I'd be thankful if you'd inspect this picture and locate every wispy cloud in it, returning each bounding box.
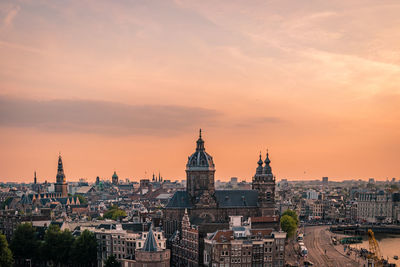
[1,4,19,28]
[0,96,220,136]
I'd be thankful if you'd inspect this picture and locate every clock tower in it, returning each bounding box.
[55,154,68,197]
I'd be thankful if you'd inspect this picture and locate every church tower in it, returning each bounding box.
[55,154,68,197]
[252,151,276,216]
[112,171,119,185]
[186,129,217,207]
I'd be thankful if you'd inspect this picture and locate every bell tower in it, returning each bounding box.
[55,154,68,197]
[252,151,276,216]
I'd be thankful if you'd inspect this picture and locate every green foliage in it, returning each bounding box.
[75,194,88,204]
[42,224,74,265]
[70,230,97,266]
[282,209,299,226]
[103,205,126,220]
[280,215,297,238]
[10,223,39,260]
[104,254,121,267]
[0,233,13,267]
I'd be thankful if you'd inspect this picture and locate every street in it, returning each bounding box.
[303,226,364,267]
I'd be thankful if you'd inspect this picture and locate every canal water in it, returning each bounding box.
[350,234,400,266]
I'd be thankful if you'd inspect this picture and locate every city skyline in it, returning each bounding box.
[1,0,400,182]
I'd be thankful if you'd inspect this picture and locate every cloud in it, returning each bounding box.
[1,4,19,28]
[0,96,220,136]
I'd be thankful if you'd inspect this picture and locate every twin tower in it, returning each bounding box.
[186,129,276,215]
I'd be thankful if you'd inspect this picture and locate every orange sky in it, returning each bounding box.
[0,0,399,183]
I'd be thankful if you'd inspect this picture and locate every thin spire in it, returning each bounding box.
[263,150,272,174]
[56,153,66,183]
[196,129,205,151]
[256,151,263,174]
[257,152,263,166]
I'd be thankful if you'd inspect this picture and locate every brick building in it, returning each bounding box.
[164,130,279,265]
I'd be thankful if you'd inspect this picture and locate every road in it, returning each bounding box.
[303,226,364,267]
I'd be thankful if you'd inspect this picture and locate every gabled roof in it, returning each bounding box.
[75,186,95,194]
[165,191,192,208]
[166,190,259,208]
[215,190,258,207]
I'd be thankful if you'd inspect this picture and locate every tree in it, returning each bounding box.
[10,223,39,261]
[0,233,13,267]
[104,254,121,267]
[280,215,297,238]
[42,224,74,266]
[70,230,97,267]
[282,209,299,226]
[103,205,126,220]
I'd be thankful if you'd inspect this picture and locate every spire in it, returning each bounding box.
[56,154,66,183]
[263,150,272,175]
[256,152,263,174]
[196,128,205,151]
[34,171,37,184]
[258,152,263,166]
[143,225,158,252]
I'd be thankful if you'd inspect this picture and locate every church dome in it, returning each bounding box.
[186,129,215,170]
[112,171,118,179]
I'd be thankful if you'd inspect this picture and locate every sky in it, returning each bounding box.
[0,0,399,183]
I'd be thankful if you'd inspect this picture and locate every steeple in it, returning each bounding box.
[263,150,272,175]
[55,154,68,197]
[34,171,37,184]
[112,171,119,185]
[196,128,205,151]
[56,154,66,183]
[143,225,159,252]
[256,152,263,174]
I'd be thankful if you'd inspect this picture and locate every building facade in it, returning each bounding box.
[203,216,286,267]
[164,130,279,265]
[171,209,199,267]
[357,191,393,223]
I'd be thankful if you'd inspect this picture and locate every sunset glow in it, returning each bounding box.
[1,0,399,182]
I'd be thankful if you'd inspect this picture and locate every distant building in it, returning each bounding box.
[55,154,68,197]
[306,189,319,200]
[112,171,119,185]
[322,177,328,184]
[357,191,393,223]
[230,177,238,186]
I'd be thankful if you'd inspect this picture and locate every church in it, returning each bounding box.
[163,130,279,260]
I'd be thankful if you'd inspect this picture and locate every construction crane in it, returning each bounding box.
[367,229,384,267]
